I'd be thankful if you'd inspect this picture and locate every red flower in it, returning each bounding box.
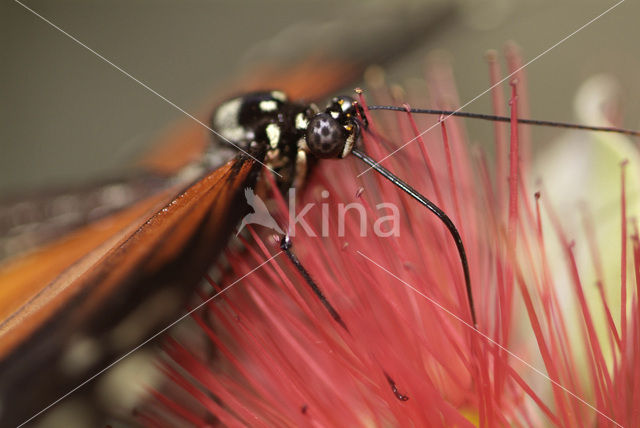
[142,47,639,428]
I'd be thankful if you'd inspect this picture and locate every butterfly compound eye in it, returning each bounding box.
[305,113,357,159]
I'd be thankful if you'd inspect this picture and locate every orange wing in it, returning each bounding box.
[0,155,261,426]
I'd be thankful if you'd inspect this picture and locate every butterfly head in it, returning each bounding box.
[304,95,364,159]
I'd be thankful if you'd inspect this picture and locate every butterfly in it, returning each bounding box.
[1,9,463,421]
[3,3,639,426]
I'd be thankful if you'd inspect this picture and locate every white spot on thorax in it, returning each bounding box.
[220,127,246,143]
[213,98,241,129]
[213,98,245,142]
[270,91,287,102]
[266,123,281,148]
[259,100,278,112]
[295,112,309,131]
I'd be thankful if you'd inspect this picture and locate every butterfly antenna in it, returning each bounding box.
[368,105,640,138]
[280,235,349,332]
[350,147,478,328]
[281,236,414,401]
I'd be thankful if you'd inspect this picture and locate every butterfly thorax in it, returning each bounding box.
[211,91,318,190]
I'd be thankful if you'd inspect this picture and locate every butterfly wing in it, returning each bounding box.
[0,155,262,426]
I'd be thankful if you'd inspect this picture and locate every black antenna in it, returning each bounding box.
[368,105,640,138]
[280,236,349,332]
[351,147,477,328]
[281,235,411,402]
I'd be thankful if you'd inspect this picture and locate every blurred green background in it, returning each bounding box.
[1,0,639,196]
